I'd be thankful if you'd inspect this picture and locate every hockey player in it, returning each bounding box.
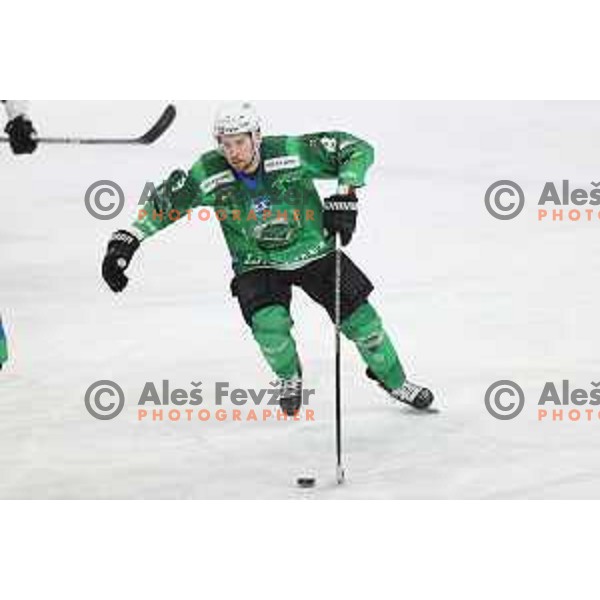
[101,103,434,414]
[2,101,38,154]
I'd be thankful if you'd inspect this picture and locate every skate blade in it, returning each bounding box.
[397,399,440,414]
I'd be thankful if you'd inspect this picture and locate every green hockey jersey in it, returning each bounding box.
[133,131,374,274]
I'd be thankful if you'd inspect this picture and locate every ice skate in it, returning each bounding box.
[367,368,434,410]
[276,375,303,417]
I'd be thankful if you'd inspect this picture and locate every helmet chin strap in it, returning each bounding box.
[248,145,261,173]
[251,131,262,162]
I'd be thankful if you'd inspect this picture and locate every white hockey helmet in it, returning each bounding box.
[213,102,262,141]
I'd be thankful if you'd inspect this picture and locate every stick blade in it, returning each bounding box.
[137,104,177,144]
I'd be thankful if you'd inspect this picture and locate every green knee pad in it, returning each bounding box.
[341,302,405,390]
[251,305,300,379]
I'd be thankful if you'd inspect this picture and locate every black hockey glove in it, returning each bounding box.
[5,115,38,155]
[102,230,140,293]
[323,189,358,247]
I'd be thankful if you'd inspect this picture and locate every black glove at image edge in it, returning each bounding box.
[5,115,38,155]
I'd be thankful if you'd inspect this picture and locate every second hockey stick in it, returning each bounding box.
[0,104,176,146]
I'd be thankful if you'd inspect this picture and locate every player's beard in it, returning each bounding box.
[235,146,261,175]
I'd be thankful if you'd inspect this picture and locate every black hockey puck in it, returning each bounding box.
[296,477,316,488]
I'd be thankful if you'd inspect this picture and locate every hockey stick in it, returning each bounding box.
[0,104,177,146]
[334,235,346,485]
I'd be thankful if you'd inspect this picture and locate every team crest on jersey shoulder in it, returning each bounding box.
[264,155,301,173]
[200,170,236,195]
[320,136,338,153]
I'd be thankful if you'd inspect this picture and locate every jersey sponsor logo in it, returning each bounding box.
[264,156,301,173]
[200,170,236,195]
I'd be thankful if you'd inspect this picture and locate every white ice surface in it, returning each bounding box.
[1,101,600,499]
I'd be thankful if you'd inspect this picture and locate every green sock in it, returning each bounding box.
[341,302,406,390]
[251,305,300,379]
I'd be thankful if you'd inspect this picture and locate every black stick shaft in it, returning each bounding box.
[335,236,345,484]
[0,137,145,145]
